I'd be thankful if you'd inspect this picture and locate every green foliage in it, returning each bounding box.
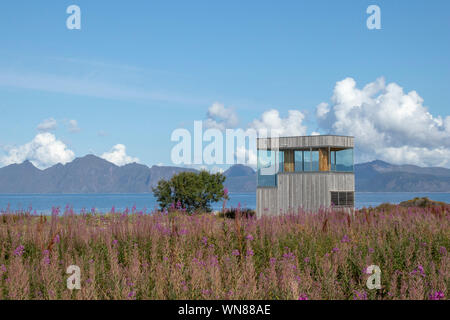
[218,208,256,219]
[152,170,228,213]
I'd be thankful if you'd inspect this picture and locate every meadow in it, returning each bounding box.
[0,205,448,300]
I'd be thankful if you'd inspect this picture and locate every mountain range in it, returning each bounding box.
[355,160,450,192]
[0,155,448,193]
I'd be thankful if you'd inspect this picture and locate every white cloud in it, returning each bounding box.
[249,109,307,137]
[0,133,75,169]
[204,102,239,130]
[101,144,139,166]
[316,102,330,118]
[67,119,80,133]
[316,77,450,167]
[37,118,57,132]
[210,166,225,174]
[235,145,257,167]
[0,71,205,105]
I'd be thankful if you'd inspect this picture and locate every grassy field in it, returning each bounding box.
[0,206,448,300]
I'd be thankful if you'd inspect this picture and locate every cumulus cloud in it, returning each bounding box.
[203,107,308,168]
[101,144,139,166]
[37,118,57,132]
[316,77,450,167]
[204,102,239,130]
[249,109,307,137]
[0,133,75,169]
[235,145,257,167]
[67,119,80,133]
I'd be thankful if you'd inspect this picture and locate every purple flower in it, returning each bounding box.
[353,290,368,300]
[112,239,118,246]
[304,257,310,263]
[14,245,25,257]
[223,188,229,197]
[283,252,295,260]
[246,234,254,241]
[429,291,445,300]
[410,264,426,277]
[368,248,375,253]
[53,234,60,243]
[0,264,6,273]
[439,246,447,255]
[332,247,339,253]
[341,235,350,243]
[128,291,136,299]
[298,294,309,300]
[232,249,240,256]
[246,249,254,256]
[42,250,51,265]
[202,237,208,246]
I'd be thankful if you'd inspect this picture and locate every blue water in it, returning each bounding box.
[0,192,449,214]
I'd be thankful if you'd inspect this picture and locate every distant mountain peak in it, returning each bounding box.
[368,160,392,167]
[224,164,256,178]
[14,160,40,171]
[22,159,35,166]
[71,154,117,167]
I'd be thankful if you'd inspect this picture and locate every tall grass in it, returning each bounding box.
[0,205,448,300]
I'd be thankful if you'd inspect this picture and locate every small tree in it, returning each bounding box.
[153,170,229,213]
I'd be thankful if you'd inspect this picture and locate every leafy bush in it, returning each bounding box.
[218,207,256,219]
[152,170,228,213]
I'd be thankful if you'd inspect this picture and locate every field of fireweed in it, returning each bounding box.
[0,205,448,300]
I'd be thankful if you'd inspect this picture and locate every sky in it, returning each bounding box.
[0,0,449,170]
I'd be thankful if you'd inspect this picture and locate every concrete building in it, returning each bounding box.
[256,135,354,216]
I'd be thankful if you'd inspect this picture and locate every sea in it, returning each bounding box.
[0,192,449,214]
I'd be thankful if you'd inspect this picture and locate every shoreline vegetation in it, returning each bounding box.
[0,202,448,300]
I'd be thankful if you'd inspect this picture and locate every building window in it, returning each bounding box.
[331,149,354,172]
[257,150,278,187]
[330,191,354,207]
[295,151,303,172]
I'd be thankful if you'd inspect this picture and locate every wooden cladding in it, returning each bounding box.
[283,150,295,172]
[331,191,354,207]
[258,135,354,150]
[319,148,330,171]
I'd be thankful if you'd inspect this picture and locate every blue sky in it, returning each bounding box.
[1,0,449,169]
